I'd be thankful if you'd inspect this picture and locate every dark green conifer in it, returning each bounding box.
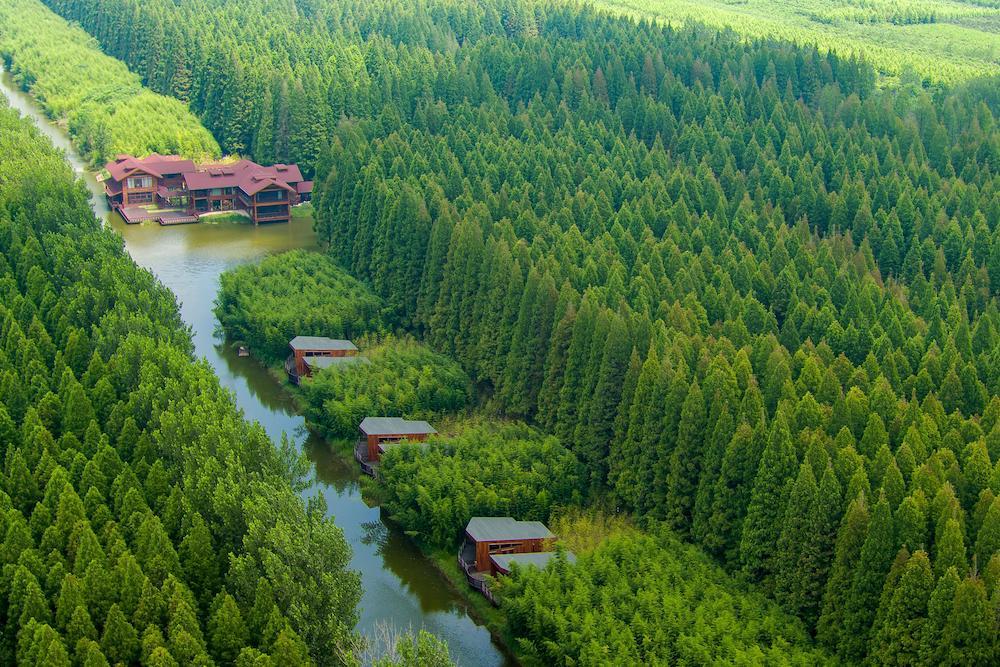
[740,412,797,581]
[841,493,895,661]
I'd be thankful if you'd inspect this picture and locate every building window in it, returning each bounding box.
[257,189,287,202]
[126,175,152,189]
[128,191,153,204]
[488,542,520,555]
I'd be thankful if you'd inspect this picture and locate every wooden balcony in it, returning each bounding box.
[458,541,496,605]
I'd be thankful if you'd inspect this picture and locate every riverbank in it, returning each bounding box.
[424,549,528,663]
[247,335,530,661]
[0,61,513,667]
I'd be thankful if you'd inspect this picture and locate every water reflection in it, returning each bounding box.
[213,339,300,415]
[112,215,513,665]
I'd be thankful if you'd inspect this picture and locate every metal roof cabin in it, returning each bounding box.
[460,517,555,575]
[286,336,358,383]
[355,417,436,475]
[289,336,358,353]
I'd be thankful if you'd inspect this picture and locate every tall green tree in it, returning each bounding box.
[740,412,797,581]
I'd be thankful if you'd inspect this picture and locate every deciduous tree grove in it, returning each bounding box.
[300,336,471,439]
[215,249,384,362]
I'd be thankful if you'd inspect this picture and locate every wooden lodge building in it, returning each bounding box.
[104,153,313,224]
[458,517,572,602]
[104,154,195,207]
[355,417,436,476]
[285,336,358,384]
[460,517,555,575]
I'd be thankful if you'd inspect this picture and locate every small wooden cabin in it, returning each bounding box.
[490,550,576,576]
[288,336,358,378]
[461,517,555,574]
[358,417,436,463]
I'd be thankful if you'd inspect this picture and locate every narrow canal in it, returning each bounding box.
[1,68,511,666]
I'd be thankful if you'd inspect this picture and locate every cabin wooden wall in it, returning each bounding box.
[367,432,430,461]
[473,537,552,572]
[293,348,356,376]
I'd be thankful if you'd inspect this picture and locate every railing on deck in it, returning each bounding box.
[457,542,497,604]
[355,440,377,477]
[284,356,300,385]
[255,212,290,223]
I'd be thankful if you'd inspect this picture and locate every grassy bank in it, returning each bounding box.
[0,0,219,163]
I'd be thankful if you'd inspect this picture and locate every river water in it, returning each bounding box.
[1,68,509,666]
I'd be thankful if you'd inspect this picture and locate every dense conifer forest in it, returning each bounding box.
[16,0,1000,663]
[0,101,359,664]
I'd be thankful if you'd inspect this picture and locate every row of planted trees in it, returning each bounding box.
[309,5,1000,663]
[0,0,219,163]
[62,0,1000,662]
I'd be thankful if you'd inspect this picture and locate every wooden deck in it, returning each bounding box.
[157,211,198,225]
[284,355,301,385]
[459,541,496,604]
[354,440,377,478]
[118,205,159,223]
[117,205,197,225]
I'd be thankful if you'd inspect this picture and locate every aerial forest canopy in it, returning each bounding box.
[0,0,220,163]
[34,0,1000,663]
[0,101,358,664]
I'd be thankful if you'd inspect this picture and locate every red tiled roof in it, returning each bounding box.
[239,175,296,196]
[105,153,196,182]
[183,159,306,196]
[106,154,308,197]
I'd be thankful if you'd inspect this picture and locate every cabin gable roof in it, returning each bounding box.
[105,153,196,182]
[465,517,555,542]
[288,336,357,352]
[359,417,436,437]
[304,356,369,371]
[490,551,576,573]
